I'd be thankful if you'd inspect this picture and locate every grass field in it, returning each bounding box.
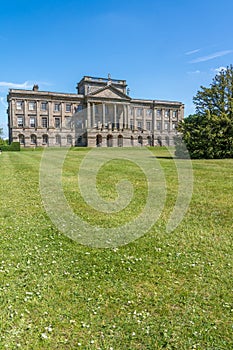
[0,147,232,349]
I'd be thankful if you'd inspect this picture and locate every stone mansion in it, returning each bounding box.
[7,75,184,147]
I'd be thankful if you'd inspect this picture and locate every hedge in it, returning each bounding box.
[0,142,20,152]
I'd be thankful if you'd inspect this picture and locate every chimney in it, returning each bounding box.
[33,84,39,91]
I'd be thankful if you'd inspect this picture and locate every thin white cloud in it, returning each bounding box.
[187,70,201,74]
[190,50,233,63]
[185,49,201,55]
[214,66,227,73]
[0,81,33,89]
[0,97,7,108]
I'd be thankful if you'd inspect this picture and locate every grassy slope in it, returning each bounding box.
[0,148,232,349]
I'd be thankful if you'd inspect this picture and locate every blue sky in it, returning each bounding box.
[1,0,233,137]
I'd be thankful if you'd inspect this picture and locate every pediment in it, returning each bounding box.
[88,85,131,100]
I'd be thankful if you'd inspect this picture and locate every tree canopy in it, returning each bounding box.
[176,65,233,159]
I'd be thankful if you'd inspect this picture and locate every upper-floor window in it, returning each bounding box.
[146,121,151,131]
[172,122,177,130]
[30,117,36,128]
[41,102,47,111]
[130,119,134,130]
[157,109,162,118]
[55,117,61,128]
[42,117,48,128]
[28,101,36,111]
[146,109,152,116]
[164,122,169,130]
[173,110,178,119]
[157,120,161,131]
[137,121,142,129]
[17,116,24,127]
[137,108,143,117]
[54,103,61,112]
[165,109,170,118]
[16,101,23,110]
[66,104,71,112]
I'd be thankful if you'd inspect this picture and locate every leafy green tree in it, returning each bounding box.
[176,65,233,158]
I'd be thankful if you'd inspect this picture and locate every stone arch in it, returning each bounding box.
[18,134,25,146]
[147,136,152,146]
[42,134,48,145]
[138,135,143,146]
[157,136,162,146]
[55,134,61,146]
[67,134,72,145]
[118,135,123,147]
[130,135,134,146]
[96,134,102,147]
[31,134,37,145]
[107,134,113,147]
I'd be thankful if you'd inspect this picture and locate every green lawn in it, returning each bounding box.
[0,147,232,349]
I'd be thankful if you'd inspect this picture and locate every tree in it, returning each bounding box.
[176,65,233,159]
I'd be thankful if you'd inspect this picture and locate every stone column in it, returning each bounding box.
[143,108,146,131]
[92,103,95,127]
[113,104,117,130]
[87,102,91,128]
[48,101,53,128]
[36,101,41,127]
[161,109,165,132]
[24,100,28,128]
[169,112,173,133]
[102,103,105,128]
[133,107,136,131]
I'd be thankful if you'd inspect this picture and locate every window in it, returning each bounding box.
[19,134,25,145]
[173,110,178,119]
[42,134,48,144]
[130,119,134,130]
[55,134,61,145]
[165,109,170,118]
[17,117,24,127]
[67,135,72,145]
[164,122,169,131]
[157,120,161,131]
[28,101,36,111]
[41,102,47,111]
[146,121,151,131]
[95,105,99,114]
[172,123,177,130]
[16,101,23,110]
[157,109,162,117]
[55,117,61,128]
[54,103,60,112]
[146,109,152,116]
[30,117,36,128]
[31,134,37,145]
[42,117,48,128]
[137,121,142,130]
[77,105,82,112]
[137,108,143,117]
[66,104,71,112]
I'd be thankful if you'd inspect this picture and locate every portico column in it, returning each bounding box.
[113,104,117,129]
[87,102,91,128]
[169,112,173,133]
[102,103,105,128]
[36,101,41,127]
[133,107,136,131]
[24,100,28,128]
[123,105,127,129]
[143,108,146,131]
[161,109,165,131]
[92,103,96,127]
